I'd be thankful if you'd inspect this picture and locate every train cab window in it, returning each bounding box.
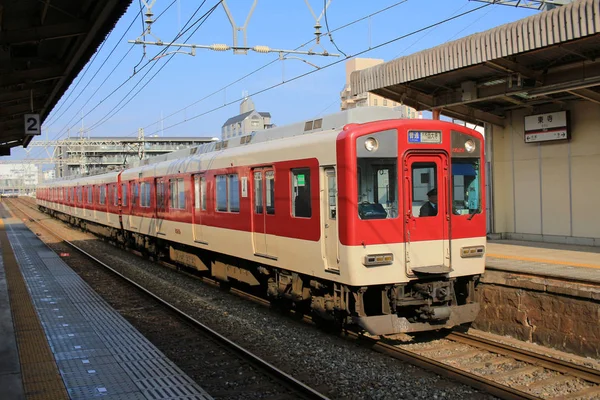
[291,169,311,218]
[412,163,437,218]
[452,158,481,215]
[169,178,185,210]
[122,184,128,207]
[356,130,398,220]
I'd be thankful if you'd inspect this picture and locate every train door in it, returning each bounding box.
[322,167,339,271]
[155,178,166,236]
[192,174,207,244]
[252,168,277,259]
[403,153,450,275]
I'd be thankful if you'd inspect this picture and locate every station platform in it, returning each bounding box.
[486,239,600,284]
[0,209,213,399]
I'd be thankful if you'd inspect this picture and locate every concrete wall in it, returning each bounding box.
[474,270,600,359]
[490,100,600,245]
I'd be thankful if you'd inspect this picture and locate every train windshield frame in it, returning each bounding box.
[450,129,483,218]
[355,129,398,220]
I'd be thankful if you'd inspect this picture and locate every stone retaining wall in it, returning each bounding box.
[473,269,600,359]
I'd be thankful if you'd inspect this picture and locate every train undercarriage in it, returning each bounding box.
[41,206,481,336]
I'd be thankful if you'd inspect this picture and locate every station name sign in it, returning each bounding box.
[524,111,570,143]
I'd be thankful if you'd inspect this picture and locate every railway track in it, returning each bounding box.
[13,197,600,400]
[7,198,329,400]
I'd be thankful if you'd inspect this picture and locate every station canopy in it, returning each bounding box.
[0,0,133,155]
[350,0,600,127]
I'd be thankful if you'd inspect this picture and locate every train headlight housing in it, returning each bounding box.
[363,253,393,266]
[460,245,485,258]
[464,139,476,153]
[364,137,379,152]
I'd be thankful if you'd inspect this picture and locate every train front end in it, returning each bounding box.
[336,119,485,335]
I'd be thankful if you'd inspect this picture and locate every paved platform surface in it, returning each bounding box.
[487,240,600,284]
[0,210,213,399]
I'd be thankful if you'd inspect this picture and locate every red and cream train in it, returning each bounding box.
[37,107,486,335]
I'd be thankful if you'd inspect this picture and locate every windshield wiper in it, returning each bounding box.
[467,210,478,221]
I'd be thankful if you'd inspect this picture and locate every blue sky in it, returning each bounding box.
[19,0,538,160]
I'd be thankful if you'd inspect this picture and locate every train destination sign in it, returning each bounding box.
[408,130,442,144]
[524,111,570,143]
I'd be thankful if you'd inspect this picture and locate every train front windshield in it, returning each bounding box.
[356,129,398,220]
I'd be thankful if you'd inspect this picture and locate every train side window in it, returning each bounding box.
[265,171,274,215]
[169,178,185,210]
[99,186,106,205]
[157,180,165,209]
[291,168,311,218]
[113,185,118,206]
[193,176,207,211]
[140,182,151,207]
[122,184,128,206]
[216,175,227,212]
[411,162,437,218]
[228,174,240,212]
[87,186,92,204]
[132,183,138,207]
[254,172,263,214]
[200,177,206,210]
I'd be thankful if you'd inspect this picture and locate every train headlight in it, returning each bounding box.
[363,253,393,266]
[464,139,476,153]
[364,137,379,152]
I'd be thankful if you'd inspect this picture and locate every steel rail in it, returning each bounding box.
[21,198,599,400]
[448,332,600,384]
[9,199,329,400]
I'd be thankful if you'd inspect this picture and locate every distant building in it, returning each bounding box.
[54,135,216,178]
[43,169,56,182]
[340,58,422,119]
[0,163,38,196]
[221,96,273,140]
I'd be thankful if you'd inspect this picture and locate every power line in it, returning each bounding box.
[42,0,178,141]
[45,0,202,145]
[87,1,221,133]
[146,1,493,136]
[44,8,143,129]
[123,0,411,138]
[323,0,347,57]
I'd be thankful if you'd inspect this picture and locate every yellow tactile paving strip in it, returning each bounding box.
[487,253,600,270]
[0,217,69,400]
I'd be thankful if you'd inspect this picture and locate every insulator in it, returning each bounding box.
[253,46,270,53]
[210,44,230,51]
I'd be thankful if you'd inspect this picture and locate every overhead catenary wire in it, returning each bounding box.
[45,0,213,147]
[86,1,222,133]
[145,1,493,137]
[323,0,347,57]
[123,0,412,138]
[39,0,178,148]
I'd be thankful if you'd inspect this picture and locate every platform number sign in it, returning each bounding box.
[24,114,41,135]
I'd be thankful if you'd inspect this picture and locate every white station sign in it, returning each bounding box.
[524,111,570,143]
